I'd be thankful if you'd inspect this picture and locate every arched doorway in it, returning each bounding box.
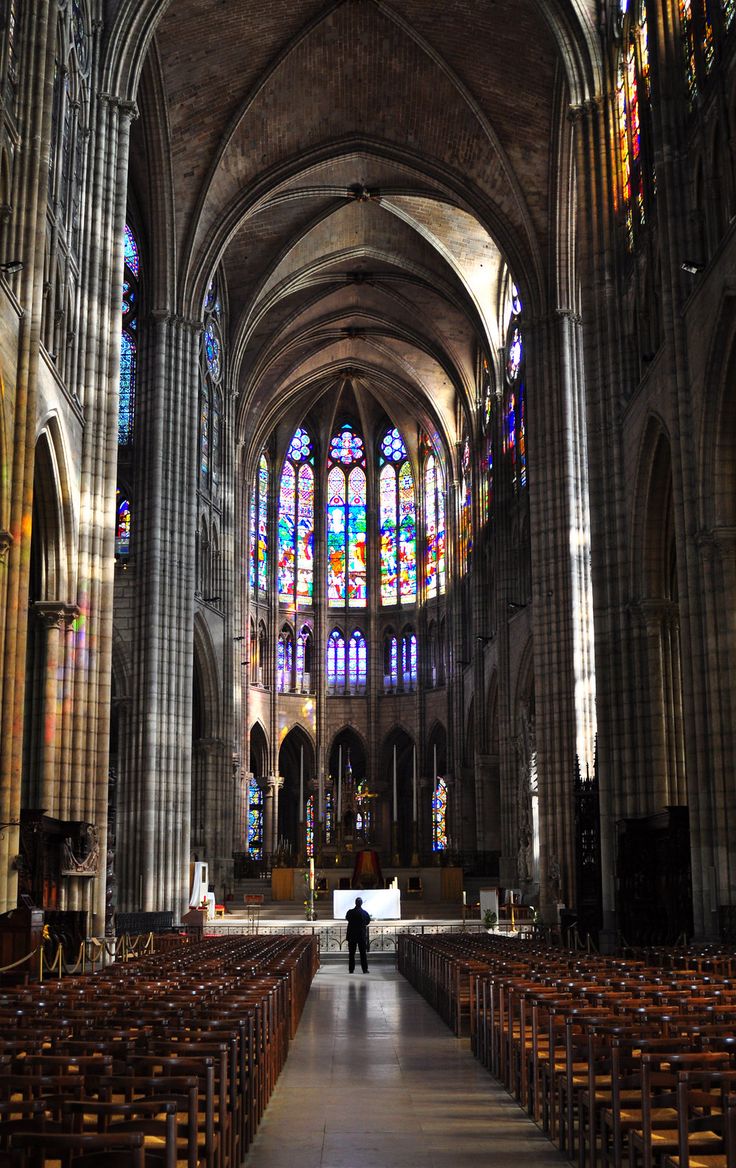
[277,726,315,861]
[328,729,368,851]
[380,728,416,865]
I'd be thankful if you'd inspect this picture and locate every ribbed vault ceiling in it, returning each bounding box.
[127,0,597,463]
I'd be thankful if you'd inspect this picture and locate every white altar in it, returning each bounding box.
[333,888,401,920]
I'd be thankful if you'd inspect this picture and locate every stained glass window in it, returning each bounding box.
[432,777,448,851]
[255,454,269,594]
[504,292,527,492]
[705,1,716,68]
[306,794,314,858]
[124,224,139,276]
[5,0,18,112]
[200,394,210,480]
[249,493,256,593]
[277,627,294,692]
[248,775,263,859]
[200,278,223,492]
[482,358,495,520]
[424,452,446,597]
[327,424,367,606]
[384,631,398,691]
[724,0,735,29]
[327,629,346,693]
[119,224,139,444]
[347,629,367,694]
[204,321,221,381]
[379,428,416,604]
[278,428,314,602]
[460,436,473,571]
[296,625,312,692]
[616,6,653,248]
[115,492,130,558]
[325,789,333,843]
[401,629,418,689]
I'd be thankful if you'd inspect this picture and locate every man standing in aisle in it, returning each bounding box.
[345,896,371,973]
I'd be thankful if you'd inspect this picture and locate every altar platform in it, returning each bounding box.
[200,911,491,956]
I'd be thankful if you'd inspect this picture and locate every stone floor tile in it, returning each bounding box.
[243,963,571,1167]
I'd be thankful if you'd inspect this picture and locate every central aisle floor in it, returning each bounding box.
[244,960,569,1168]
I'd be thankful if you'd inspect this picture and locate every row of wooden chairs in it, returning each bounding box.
[398,933,736,1168]
[0,934,319,1167]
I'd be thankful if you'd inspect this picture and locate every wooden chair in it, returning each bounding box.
[8,1130,146,1168]
[61,1099,179,1168]
[663,1088,736,1168]
[88,1075,199,1168]
[628,1054,733,1168]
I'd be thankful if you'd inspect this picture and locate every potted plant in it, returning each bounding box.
[483,908,497,932]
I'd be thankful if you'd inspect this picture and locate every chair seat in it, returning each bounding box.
[665,1157,727,1168]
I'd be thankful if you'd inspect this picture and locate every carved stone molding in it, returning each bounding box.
[0,528,13,559]
[34,601,79,629]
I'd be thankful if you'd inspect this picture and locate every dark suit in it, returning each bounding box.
[345,904,371,972]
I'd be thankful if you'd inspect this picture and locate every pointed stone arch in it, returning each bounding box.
[277,724,316,857]
[21,422,76,813]
[631,417,686,810]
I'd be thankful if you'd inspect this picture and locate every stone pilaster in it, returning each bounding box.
[117,314,200,916]
[0,2,56,914]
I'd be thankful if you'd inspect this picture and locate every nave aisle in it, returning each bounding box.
[244,962,568,1168]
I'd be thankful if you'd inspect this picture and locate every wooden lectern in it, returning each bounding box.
[0,904,44,983]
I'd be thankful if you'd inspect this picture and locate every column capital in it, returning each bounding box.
[637,598,679,629]
[34,601,80,629]
[0,529,13,559]
[567,94,603,124]
[98,92,139,122]
[266,774,285,793]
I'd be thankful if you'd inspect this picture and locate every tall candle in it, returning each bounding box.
[337,770,342,823]
[392,744,397,823]
[299,745,304,824]
[412,745,417,822]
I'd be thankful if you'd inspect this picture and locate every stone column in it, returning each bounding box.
[117,315,200,916]
[0,1,56,914]
[262,775,283,862]
[34,602,77,816]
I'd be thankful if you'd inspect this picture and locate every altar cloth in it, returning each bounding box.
[333,888,401,920]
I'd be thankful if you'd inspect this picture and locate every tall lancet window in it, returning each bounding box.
[347,629,368,694]
[200,276,223,493]
[327,629,346,694]
[248,776,263,860]
[119,224,139,445]
[249,453,269,596]
[379,427,417,605]
[327,424,367,607]
[504,286,527,493]
[460,436,473,572]
[424,448,446,597]
[278,427,315,603]
[482,357,495,521]
[616,2,653,247]
[432,777,448,851]
[115,490,131,559]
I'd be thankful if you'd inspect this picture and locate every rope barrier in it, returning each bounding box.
[0,946,39,973]
[0,929,170,980]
